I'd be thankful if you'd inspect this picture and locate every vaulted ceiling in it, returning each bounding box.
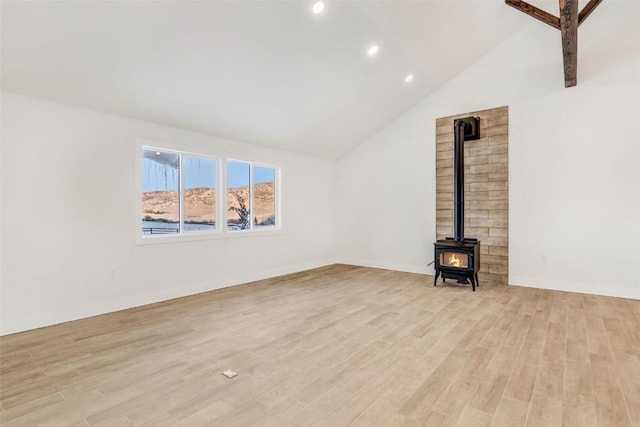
[0,0,610,158]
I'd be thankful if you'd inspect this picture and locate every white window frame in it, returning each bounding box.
[225,159,281,233]
[135,142,282,245]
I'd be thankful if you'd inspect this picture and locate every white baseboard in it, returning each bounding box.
[509,275,640,300]
[339,260,639,301]
[337,258,433,276]
[1,259,334,336]
[7,262,635,336]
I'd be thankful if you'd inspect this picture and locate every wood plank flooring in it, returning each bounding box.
[1,264,639,426]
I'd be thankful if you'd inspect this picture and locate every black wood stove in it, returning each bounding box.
[434,117,481,291]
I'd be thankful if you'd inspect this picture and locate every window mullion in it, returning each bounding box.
[249,164,254,230]
[222,160,227,232]
[179,153,185,234]
[275,168,280,229]
[215,159,220,232]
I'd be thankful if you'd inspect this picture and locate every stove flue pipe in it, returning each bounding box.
[453,120,467,242]
[452,117,480,242]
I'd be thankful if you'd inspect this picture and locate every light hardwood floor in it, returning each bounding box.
[1,265,639,426]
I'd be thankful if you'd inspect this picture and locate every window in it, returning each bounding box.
[183,155,216,231]
[227,161,278,231]
[141,147,217,236]
[141,149,181,234]
[140,145,279,240]
[253,166,277,229]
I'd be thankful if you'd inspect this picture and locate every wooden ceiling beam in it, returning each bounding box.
[579,0,604,25]
[560,0,579,87]
[506,0,604,87]
[505,0,561,29]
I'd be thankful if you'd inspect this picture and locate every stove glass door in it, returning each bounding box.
[439,251,469,268]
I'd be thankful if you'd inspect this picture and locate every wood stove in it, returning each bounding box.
[434,117,481,291]
[434,238,480,291]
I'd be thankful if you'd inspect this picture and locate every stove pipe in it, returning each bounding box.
[452,117,480,242]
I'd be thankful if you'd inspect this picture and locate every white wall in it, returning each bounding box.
[2,4,639,337]
[0,92,336,335]
[336,2,640,299]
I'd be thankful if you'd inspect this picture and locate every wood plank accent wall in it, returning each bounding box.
[436,106,509,285]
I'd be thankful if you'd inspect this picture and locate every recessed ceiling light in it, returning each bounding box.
[312,1,325,14]
[367,45,379,57]
[404,74,414,83]
[155,151,161,155]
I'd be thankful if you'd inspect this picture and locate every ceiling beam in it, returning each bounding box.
[560,0,578,87]
[506,0,604,87]
[505,0,560,30]
[579,0,604,25]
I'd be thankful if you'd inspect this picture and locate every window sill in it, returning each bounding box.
[135,228,283,245]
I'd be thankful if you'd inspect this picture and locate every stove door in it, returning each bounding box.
[438,251,469,269]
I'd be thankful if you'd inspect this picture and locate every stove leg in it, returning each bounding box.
[470,275,476,292]
[433,270,440,286]
[475,272,479,288]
